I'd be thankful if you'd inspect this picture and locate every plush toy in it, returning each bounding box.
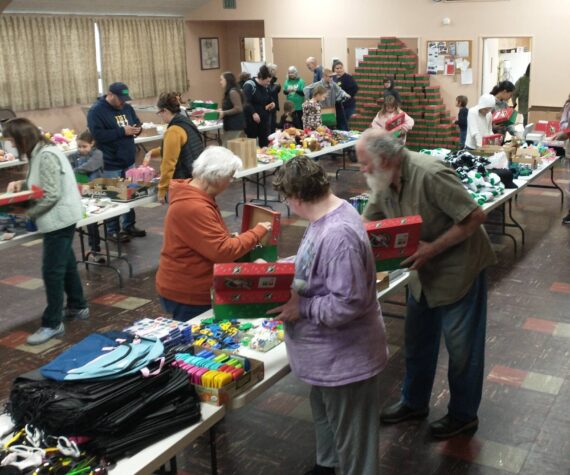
[126,165,156,183]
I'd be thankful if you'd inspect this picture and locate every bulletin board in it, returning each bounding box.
[426,40,472,76]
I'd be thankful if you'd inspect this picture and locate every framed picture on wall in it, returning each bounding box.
[200,37,220,70]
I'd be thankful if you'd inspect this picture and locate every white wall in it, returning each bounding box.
[188,0,570,111]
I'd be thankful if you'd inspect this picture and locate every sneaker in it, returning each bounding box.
[303,465,336,475]
[429,414,479,439]
[124,226,146,238]
[380,400,429,424]
[64,307,90,320]
[90,252,106,264]
[27,323,64,345]
[108,231,130,243]
[562,214,570,224]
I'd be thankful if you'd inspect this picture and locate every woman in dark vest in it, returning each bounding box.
[146,92,204,204]
[218,71,246,146]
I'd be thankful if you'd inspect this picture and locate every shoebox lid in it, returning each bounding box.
[365,215,422,271]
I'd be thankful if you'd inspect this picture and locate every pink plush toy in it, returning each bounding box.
[126,165,156,182]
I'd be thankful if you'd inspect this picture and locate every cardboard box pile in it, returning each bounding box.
[212,262,295,320]
[350,37,460,151]
[513,147,540,169]
[365,215,423,271]
[81,178,156,202]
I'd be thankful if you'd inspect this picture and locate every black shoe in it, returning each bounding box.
[380,400,429,424]
[303,465,336,475]
[124,225,146,237]
[562,214,570,224]
[429,414,479,439]
[108,231,130,243]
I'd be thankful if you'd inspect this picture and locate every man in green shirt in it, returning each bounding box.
[356,129,496,439]
[283,66,305,128]
[513,64,530,126]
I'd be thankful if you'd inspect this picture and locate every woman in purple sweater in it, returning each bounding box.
[269,156,388,475]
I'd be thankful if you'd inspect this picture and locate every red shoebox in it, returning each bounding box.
[0,185,44,214]
[482,134,503,146]
[212,262,295,320]
[385,112,406,131]
[365,215,423,271]
[492,107,518,126]
[238,204,281,262]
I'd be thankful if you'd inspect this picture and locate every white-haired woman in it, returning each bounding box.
[156,146,271,321]
[283,66,305,128]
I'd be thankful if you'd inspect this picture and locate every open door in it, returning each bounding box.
[271,38,322,86]
[482,37,531,95]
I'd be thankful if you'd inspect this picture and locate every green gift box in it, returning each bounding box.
[204,111,219,120]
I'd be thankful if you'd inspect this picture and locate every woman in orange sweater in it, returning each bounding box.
[156,146,271,321]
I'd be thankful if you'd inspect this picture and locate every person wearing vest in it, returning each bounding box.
[243,65,275,147]
[4,118,89,346]
[146,92,205,204]
[218,71,246,146]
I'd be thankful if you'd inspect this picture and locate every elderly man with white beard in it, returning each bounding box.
[356,129,496,440]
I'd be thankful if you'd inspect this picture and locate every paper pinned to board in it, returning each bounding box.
[456,58,470,71]
[461,68,473,85]
[456,41,469,58]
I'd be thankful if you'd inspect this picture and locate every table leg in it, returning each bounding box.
[507,199,525,245]
[335,147,359,179]
[210,425,218,475]
[485,204,518,256]
[526,165,564,207]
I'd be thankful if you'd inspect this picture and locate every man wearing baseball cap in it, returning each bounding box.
[87,82,146,242]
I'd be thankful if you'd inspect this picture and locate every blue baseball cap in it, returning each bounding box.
[109,82,132,102]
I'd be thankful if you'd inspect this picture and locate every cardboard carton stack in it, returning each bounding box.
[350,37,460,151]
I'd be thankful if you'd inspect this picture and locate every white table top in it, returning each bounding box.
[0,202,133,251]
[234,160,284,179]
[305,140,357,159]
[109,403,225,475]
[0,160,25,170]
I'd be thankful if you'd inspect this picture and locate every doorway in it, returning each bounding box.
[481,37,532,95]
[243,38,265,62]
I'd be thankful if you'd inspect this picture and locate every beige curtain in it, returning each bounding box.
[0,15,98,111]
[98,17,187,99]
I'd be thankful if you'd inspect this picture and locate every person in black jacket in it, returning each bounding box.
[87,82,145,242]
[146,92,204,204]
[455,95,469,149]
[267,64,282,134]
[219,71,246,146]
[333,60,359,131]
[243,65,275,147]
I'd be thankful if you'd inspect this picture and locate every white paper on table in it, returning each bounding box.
[461,68,473,85]
[355,48,369,68]
[456,41,470,58]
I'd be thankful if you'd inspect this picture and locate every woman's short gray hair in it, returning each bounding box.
[359,128,406,166]
[192,146,242,184]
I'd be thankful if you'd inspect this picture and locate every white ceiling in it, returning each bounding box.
[4,0,211,16]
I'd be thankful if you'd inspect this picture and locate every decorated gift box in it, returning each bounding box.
[492,108,518,126]
[385,112,406,131]
[212,262,295,320]
[237,204,281,262]
[482,134,504,146]
[365,215,423,271]
[0,185,44,214]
